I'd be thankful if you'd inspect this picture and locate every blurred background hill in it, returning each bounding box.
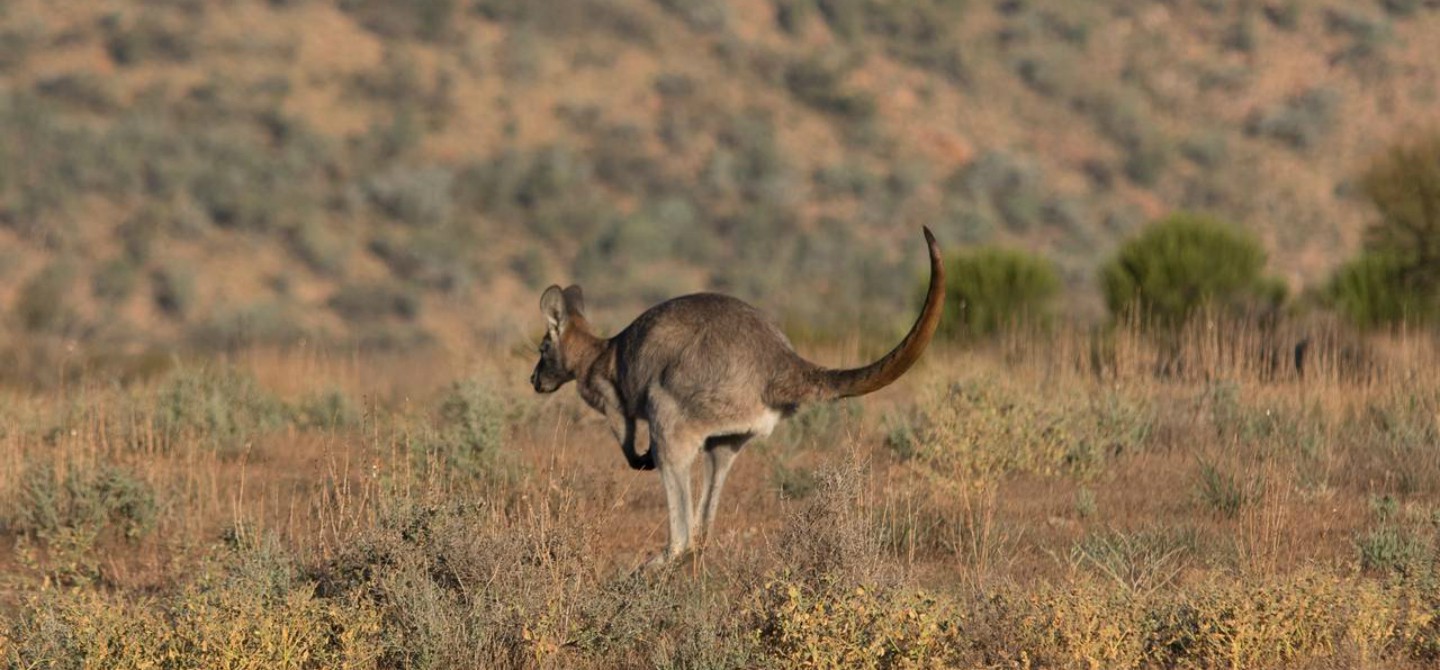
[1,0,1437,369]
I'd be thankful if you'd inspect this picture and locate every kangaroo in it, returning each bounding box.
[530,227,944,565]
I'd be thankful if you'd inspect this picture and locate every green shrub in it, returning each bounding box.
[12,461,158,542]
[339,0,455,41]
[4,541,383,668]
[1330,251,1437,328]
[419,380,509,481]
[102,12,198,66]
[151,366,289,452]
[92,257,140,304]
[151,262,196,319]
[653,0,728,32]
[187,302,309,351]
[936,246,1059,340]
[15,258,78,333]
[293,388,359,431]
[363,165,455,228]
[1247,87,1341,151]
[1100,213,1285,327]
[783,53,876,123]
[1330,133,1440,328]
[328,282,421,323]
[1196,459,1254,519]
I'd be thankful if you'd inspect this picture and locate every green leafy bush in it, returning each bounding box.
[1100,213,1285,327]
[1330,251,1436,328]
[937,246,1059,340]
[1330,133,1440,328]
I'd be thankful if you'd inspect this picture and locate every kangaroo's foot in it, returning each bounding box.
[627,449,656,471]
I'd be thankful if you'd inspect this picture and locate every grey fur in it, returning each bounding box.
[530,228,945,564]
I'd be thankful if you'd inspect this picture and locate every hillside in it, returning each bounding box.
[1,0,1438,366]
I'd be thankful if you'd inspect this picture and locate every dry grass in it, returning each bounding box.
[0,317,1437,668]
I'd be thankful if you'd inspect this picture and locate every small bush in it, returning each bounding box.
[151,262,196,319]
[416,380,509,481]
[293,388,360,431]
[15,258,78,333]
[12,461,158,542]
[751,578,959,667]
[363,165,455,228]
[34,73,121,113]
[187,302,309,351]
[1247,87,1341,151]
[92,257,140,304]
[102,13,198,65]
[1330,251,1437,329]
[4,540,383,668]
[287,219,351,276]
[1196,459,1254,519]
[328,282,421,323]
[936,246,1060,340]
[151,366,289,452]
[1329,133,1440,328]
[339,0,455,41]
[1100,213,1285,327]
[653,0,728,32]
[783,53,876,123]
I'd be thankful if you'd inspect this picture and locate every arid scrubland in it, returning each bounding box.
[0,319,1436,668]
[1,0,1440,667]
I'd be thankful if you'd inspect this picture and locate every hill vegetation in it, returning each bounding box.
[0,0,1438,368]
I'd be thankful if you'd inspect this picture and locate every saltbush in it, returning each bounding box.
[151,366,290,453]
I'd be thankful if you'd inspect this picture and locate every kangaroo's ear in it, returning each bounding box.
[561,285,585,316]
[540,285,566,330]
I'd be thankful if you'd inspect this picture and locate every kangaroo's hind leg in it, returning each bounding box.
[695,434,750,548]
[647,398,704,564]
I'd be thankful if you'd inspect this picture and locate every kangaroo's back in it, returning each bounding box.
[612,293,811,420]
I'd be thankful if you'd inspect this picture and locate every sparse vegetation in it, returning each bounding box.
[0,319,1435,667]
[0,3,1439,665]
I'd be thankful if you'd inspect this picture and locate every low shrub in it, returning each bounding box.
[750,578,960,668]
[936,246,1060,340]
[1330,132,1440,328]
[15,258,78,334]
[150,366,290,453]
[3,539,383,668]
[1246,87,1341,151]
[1100,213,1285,328]
[1330,251,1437,328]
[414,379,510,482]
[339,0,455,42]
[328,282,421,323]
[10,461,157,542]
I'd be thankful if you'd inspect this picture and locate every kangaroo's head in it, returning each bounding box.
[531,284,589,393]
